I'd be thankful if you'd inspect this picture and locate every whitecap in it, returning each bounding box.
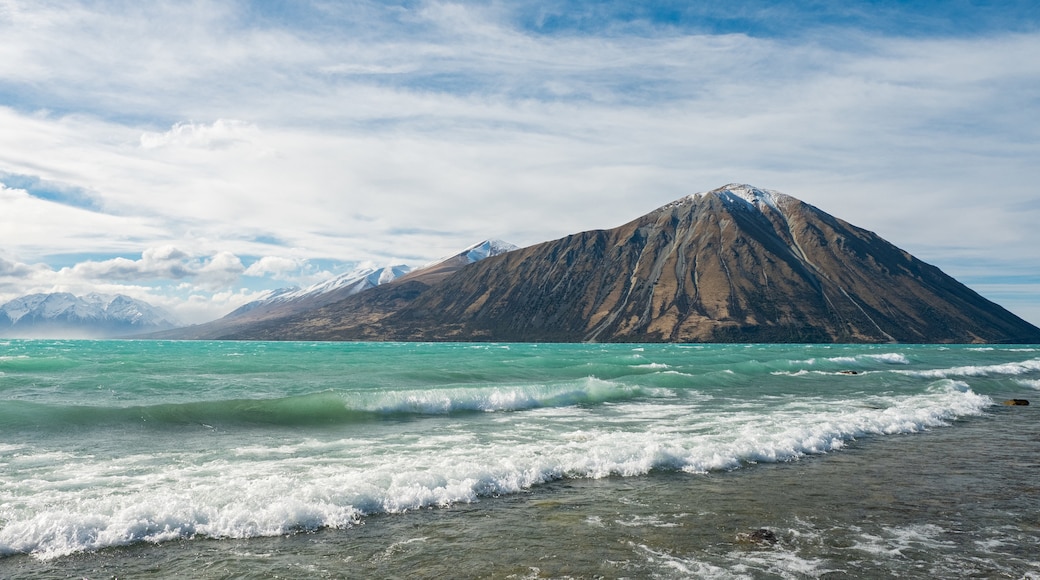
[1015,378,1040,390]
[863,353,910,365]
[634,362,670,369]
[897,358,1040,379]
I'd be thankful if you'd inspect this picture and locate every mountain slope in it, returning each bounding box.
[226,263,411,318]
[224,184,1040,344]
[392,239,520,284]
[150,240,517,340]
[144,263,409,340]
[0,293,179,338]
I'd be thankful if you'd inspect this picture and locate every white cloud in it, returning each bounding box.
[66,246,195,281]
[139,119,260,150]
[244,256,302,279]
[195,251,245,290]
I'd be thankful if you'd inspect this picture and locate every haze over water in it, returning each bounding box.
[1,340,1037,577]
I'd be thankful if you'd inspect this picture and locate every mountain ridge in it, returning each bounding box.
[0,292,179,338]
[209,184,1040,344]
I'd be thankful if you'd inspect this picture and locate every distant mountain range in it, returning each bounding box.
[0,292,179,338]
[162,184,1040,344]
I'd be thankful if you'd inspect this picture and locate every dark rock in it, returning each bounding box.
[1002,399,1030,406]
[737,528,779,545]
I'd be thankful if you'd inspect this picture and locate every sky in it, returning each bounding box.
[1,0,1039,326]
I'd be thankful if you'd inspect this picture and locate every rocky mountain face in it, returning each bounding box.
[0,292,179,338]
[218,184,1040,344]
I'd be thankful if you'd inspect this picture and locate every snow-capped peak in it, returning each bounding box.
[711,183,783,211]
[459,239,519,263]
[660,184,787,213]
[237,263,413,312]
[418,239,519,271]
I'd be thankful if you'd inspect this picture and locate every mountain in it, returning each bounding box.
[215,184,1040,344]
[226,263,412,317]
[148,240,517,340]
[0,292,180,338]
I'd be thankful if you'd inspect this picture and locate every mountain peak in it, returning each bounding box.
[711,182,777,201]
[660,183,787,214]
[414,239,519,272]
[458,239,520,263]
[703,183,786,212]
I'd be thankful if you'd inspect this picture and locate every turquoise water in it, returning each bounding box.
[1,340,1038,577]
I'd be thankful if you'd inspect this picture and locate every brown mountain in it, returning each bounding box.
[213,184,1040,344]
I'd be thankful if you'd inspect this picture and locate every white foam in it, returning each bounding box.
[851,523,955,558]
[632,542,743,579]
[345,377,670,414]
[727,548,836,578]
[898,358,1040,379]
[1015,378,1040,390]
[864,353,910,364]
[614,515,680,528]
[796,353,909,367]
[634,363,670,369]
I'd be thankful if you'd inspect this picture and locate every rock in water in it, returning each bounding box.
[736,528,779,545]
[1002,399,1030,406]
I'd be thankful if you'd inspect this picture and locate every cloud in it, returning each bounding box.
[139,119,260,150]
[195,251,245,290]
[0,256,39,277]
[62,246,245,288]
[66,246,193,280]
[244,256,302,279]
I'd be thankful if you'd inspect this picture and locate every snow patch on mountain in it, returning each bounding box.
[420,239,519,270]
[712,183,784,211]
[663,183,790,213]
[232,263,413,315]
[460,239,519,263]
[284,263,412,302]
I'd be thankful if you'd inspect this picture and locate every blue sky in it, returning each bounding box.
[1,0,1039,325]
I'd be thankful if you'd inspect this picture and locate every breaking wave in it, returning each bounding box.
[0,378,667,430]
